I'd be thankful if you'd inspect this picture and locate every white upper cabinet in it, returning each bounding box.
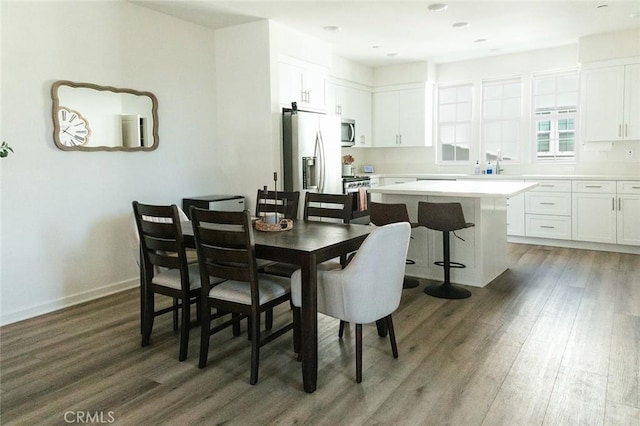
[327,82,373,147]
[582,63,640,142]
[279,60,326,112]
[373,86,430,147]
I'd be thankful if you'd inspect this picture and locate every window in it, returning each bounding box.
[532,72,579,160]
[437,84,473,163]
[481,78,521,163]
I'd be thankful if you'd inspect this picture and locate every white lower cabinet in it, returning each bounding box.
[572,181,617,244]
[524,180,572,240]
[617,181,640,246]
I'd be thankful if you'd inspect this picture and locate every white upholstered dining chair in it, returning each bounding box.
[290,222,411,383]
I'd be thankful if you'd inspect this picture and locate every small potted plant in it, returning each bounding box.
[1,141,14,158]
[342,154,355,176]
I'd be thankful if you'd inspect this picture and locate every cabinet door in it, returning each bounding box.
[572,192,617,243]
[279,62,304,107]
[326,82,341,115]
[507,192,525,236]
[350,87,372,147]
[373,91,400,147]
[397,88,426,146]
[302,68,326,111]
[617,194,640,246]
[582,66,625,142]
[624,64,640,140]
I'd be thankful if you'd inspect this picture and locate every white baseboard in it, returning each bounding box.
[0,278,139,326]
[507,236,640,255]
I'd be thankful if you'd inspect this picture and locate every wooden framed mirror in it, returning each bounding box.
[51,80,159,151]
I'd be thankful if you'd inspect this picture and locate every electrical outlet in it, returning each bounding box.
[627,150,634,159]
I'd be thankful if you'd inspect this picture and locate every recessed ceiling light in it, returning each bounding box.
[372,45,380,49]
[474,38,488,43]
[452,22,470,29]
[387,52,399,57]
[597,4,608,8]
[427,3,448,12]
[322,25,342,32]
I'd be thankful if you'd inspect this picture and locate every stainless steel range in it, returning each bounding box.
[342,176,371,223]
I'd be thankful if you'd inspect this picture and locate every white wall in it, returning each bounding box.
[214,20,279,211]
[579,28,640,63]
[0,1,219,324]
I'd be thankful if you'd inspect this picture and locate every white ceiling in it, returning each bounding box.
[134,0,640,67]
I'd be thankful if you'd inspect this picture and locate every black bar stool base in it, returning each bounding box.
[424,282,471,299]
[403,277,420,289]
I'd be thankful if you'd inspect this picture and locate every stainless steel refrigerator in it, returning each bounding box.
[282,110,342,202]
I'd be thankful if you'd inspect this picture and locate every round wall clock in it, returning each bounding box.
[57,107,91,147]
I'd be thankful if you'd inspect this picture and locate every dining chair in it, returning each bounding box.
[255,189,300,220]
[290,222,411,383]
[132,201,220,361]
[303,192,353,223]
[128,206,198,334]
[190,207,296,385]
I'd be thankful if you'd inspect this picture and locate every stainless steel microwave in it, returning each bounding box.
[341,118,355,147]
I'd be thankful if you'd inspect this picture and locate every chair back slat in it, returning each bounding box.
[303,192,353,223]
[256,189,300,220]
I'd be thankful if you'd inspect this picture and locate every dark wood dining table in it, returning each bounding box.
[182,219,372,393]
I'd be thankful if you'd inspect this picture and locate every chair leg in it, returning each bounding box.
[195,297,201,325]
[249,313,261,385]
[139,272,144,335]
[355,324,363,383]
[386,315,398,358]
[293,307,302,357]
[141,289,154,347]
[375,319,388,337]
[265,309,273,331]
[173,297,179,331]
[178,296,190,361]
[339,320,347,338]
[232,312,242,337]
[198,299,211,368]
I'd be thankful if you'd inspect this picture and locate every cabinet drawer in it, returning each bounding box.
[525,192,571,215]
[617,181,640,195]
[527,180,572,192]
[526,214,572,240]
[381,177,417,185]
[572,181,616,193]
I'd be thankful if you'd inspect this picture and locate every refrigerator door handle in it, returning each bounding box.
[316,130,326,193]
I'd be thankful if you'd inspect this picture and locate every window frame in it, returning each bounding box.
[531,70,580,162]
[480,77,523,164]
[435,83,474,164]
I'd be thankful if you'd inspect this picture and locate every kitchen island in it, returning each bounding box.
[369,180,538,287]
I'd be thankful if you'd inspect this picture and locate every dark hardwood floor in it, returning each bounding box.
[1,244,639,425]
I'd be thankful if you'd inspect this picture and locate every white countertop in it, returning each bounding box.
[365,173,640,181]
[369,180,539,198]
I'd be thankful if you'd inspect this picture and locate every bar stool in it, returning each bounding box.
[369,201,419,289]
[417,202,474,299]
